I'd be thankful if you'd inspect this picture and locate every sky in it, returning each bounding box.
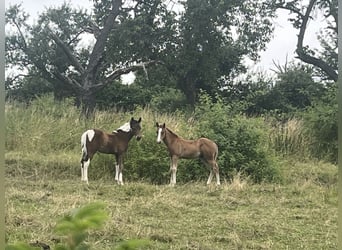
[5,0,325,81]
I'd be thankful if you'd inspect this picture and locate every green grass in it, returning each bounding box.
[5,96,337,249]
[5,161,337,249]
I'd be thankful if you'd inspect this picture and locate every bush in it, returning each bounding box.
[194,93,280,182]
[301,85,337,163]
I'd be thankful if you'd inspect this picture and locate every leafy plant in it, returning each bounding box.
[194,92,280,182]
[6,203,150,250]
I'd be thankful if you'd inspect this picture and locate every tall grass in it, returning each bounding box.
[268,118,309,159]
[5,94,319,183]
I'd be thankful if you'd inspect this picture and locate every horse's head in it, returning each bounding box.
[156,122,166,143]
[130,117,142,141]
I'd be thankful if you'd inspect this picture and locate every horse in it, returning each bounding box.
[80,117,142,185]
[156,122,220,186]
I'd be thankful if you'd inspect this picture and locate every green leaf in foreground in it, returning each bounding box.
[54,202,108,250]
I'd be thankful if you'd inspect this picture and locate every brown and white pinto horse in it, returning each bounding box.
[156,123,220,186]
[80,117,142,185]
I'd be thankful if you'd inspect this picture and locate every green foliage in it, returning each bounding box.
[301,84,337,163]
[194,92,280,182]
[170,0,275,105]
[96,81,153,111]
[6,202,150,250]
[234,64,326,116]
[54,202,108,250]
[5,243,39,250]
[115,239,150,250]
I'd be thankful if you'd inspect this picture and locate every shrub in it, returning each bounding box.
[301,85,337,163]
[194,93,280,182]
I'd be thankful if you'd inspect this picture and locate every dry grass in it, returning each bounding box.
[5,161,337,249]
[269,118,309,158]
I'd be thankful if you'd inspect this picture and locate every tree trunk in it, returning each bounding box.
[80,90,96,119]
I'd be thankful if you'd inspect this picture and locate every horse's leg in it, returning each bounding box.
[117,154,124,185]
[215,162,220,185]
[212,160,220,186]
[207,169,214,185]
[205,160,220,186]
[170,155,178,186]
[80,152,87,182]
[82,159,90,185]
[114,154,119,183]
[81,161,84,181]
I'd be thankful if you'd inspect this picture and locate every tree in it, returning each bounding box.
[6,0,162,117]
[275,0,337,81]
[172,0,276,106]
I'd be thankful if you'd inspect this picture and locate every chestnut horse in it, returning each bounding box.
[156,123,220,186]
[80,117,142,185]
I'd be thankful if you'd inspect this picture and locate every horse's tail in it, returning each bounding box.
[213,142,218,161]
[81,131,88,162]
[81,130,94,163]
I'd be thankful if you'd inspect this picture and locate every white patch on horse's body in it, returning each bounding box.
[157,128,162,143]
[82,129,95,142]
[113,122,131,133]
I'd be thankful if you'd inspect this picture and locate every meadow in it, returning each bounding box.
[5,96,337,249]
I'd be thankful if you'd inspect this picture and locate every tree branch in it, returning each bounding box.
[52,70,83,90]
[85,0,122,89]
[92,60,163,89]
[295,0,337,81]
[47,27,85,74]
[278,0,338,81]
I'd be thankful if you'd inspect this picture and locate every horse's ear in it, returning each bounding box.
[138,117,142,123]
[156,122,159,127]
[162,123,165,128]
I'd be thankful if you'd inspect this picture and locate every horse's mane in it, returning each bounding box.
[166,127,180,138]
[113,122,131,134]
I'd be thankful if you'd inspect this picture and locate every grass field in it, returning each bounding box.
[5,98,338,249]
[5,159,337,249]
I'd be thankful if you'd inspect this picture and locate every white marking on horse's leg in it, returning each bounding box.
[170,166,177,186]
[115,164,119,181]
[207,170,213,185]
[173,169,177,185]
[81,163,85,181]
[83,159,90,185]
[170,157,178,186]
[216,172,221,186]
[118,172,123,185]
[157,128,162,143]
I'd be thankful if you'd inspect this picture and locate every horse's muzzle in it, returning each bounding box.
[136,135,142,141]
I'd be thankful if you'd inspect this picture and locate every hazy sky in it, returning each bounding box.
[6,0,325,77]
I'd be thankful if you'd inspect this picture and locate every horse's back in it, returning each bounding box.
[198,138,218,159]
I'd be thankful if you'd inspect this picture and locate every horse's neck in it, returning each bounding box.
[164,128,179,146]
[115,130,134,142]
